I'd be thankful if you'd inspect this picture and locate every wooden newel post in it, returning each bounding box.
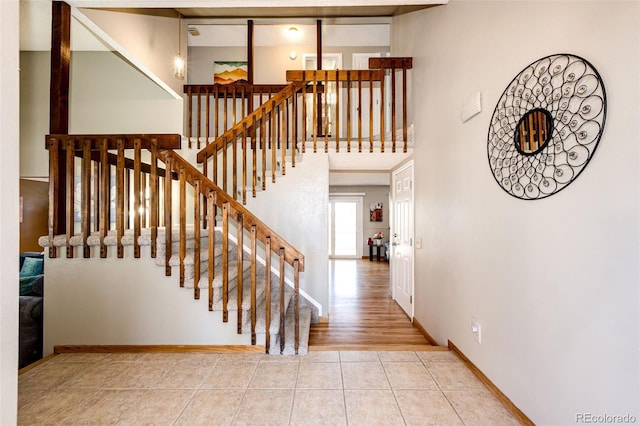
[49,1,71,236]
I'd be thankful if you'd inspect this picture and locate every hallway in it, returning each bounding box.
[309,259,430,348]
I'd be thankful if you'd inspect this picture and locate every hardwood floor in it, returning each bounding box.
[309,259,431,348]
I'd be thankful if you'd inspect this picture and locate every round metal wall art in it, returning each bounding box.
[487,53,607,200]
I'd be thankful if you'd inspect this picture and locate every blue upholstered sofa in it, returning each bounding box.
[19,252,44,369]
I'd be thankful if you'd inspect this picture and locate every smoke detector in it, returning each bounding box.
[187,26,200,36]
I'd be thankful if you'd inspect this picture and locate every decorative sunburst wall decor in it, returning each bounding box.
[487,54,606,200]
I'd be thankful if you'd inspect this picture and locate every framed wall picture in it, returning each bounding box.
[213,61,248,84]
[370,202,383,222]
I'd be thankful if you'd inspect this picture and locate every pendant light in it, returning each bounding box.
[174,13,185,80]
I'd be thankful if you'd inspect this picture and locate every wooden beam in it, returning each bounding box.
[247,20,254,85]
[50,1,71,235]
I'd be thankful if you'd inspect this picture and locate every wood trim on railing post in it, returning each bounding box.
[294,258,300,355]
[92,161,100,233]
[391,68,397,153]
[346,70,351,152]
[247,20,254,86]
[252,116,258,198]
[116,139,125,258]
[205,87,210,148]
[403,67,408,153]
[242,122,248,204]
[133,138,142,258]
[232,129,238,200]
[196,87,202,149]
[380,65,386,153]
[150,140,158,258]
[187,86,192,148]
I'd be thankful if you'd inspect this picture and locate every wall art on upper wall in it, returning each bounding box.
[213,61,248,84]
[370,202,383,222]
[487,53,606,200]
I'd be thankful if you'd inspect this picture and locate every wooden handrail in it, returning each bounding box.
[159,149,305,271]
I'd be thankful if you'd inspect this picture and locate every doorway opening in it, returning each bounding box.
[328,195,363,259]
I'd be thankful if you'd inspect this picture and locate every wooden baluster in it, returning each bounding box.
[222,136,228,193]
[242,122,248,205]
[369,72,374,153]
[252,116,258,198]
[294,258,300,355]
[92,160,100,233]
[261,108,267,190]
[358,75,363,153]
[116,138,125,258]
[133,138,142,258]
[212,147,218,188]
[179,169,186,287]
[402,67,408,153]
[205,87,210,148]
[250,225,257,345]
[197,87,202,149]
[207,191,216,311]
[232,84,237,126]
[81,138,91,258]
[193,179,201,300]
[346,70,351,153]
[301,81,307,153]
[232,129,238,200]
[214,85,220,139]
[65,139,74,258]
[222,202,229,322]
[264,236,271,353]
[150,140,158,258]
[391,67,397,153]
[240,85,246,124]
[124,169,130,230]
[324,72,329,153]
[202,155,208,230]
[187,86,192,148]
[271,104,276,183]
[282,99,287,176]
[141,169,147,230]
[380,66,385,153]
[223,86,228,133]
[279,247,285,354]
[163,155,172,275]
[292,89,297,167]
[47,138,59,258]
[312,73,318,153]
[335,71,340,152]
[99,138,109,258]
[236,213,244,333]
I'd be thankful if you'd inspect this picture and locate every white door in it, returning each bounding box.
[328,196,363,259]
[391,161,414,318]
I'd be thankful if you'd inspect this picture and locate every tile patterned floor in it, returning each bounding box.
[18,350,521,425]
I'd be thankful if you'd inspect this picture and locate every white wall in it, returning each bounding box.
[0,0,20,423]
[44,246,251,355]
[243,154,330,311]
[392,1,639,424]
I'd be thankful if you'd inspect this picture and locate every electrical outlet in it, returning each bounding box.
[470,318,481,344]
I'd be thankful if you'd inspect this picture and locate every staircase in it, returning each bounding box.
[43,58,413,356]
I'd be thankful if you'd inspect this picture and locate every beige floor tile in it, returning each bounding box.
[302,350,341,362]
[233,389,294,425]
[249,361,299,389]
[340,350,380,362]
[117,389,195,425]
[342,362,390,390]
[70,389,146,425]
[290,389,347,426]
[217,352,264,362]
[445,390,521,426]
[19,362,92,389]
[394,390,464,425]
[417,351,461,363]
[174,389,244,425]
[383,362,439,390]
[260,354,302,363]
[105,361,174,389]
[201,361,258,389]
[177,353,222,364]
[378,351,420,362]
[153,361,214,389]
[296,362,343,389]
[344,389,404,426]
[18,389,101,425]
[427,361,485,390]
[60,362,131,389]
